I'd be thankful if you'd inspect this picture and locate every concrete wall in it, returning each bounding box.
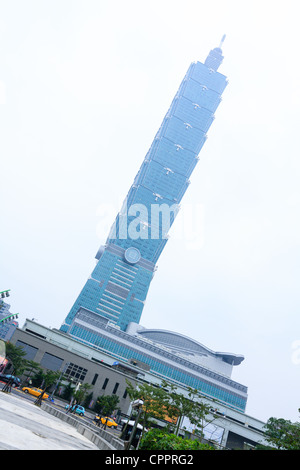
[41,401,124,450]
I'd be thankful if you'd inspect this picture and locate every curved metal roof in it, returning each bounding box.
[137,328,244,365]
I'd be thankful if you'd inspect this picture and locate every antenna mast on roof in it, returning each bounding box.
[219,34,226,49]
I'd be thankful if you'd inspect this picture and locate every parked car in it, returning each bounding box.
[0,374,21,388]
[22,386,49,399]
[93,415,118,428]
[65,404,85,416]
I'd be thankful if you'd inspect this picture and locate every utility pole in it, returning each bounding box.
[124,399,144,450]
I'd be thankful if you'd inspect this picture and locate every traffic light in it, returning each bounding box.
[0,313,18,324]
[0,290,10,298]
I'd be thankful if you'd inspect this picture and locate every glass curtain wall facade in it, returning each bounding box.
[67,308,247,412]
[60,45,228,333]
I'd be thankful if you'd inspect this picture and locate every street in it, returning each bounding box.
[2,383,120,429]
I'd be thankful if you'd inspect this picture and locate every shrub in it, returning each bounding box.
[139,428,214,450]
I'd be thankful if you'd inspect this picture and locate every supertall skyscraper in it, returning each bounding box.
[58,42,248,412]
[60,41,228,334]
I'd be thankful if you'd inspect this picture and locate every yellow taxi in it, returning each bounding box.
[22,386,49,399]
[94,415,118,428]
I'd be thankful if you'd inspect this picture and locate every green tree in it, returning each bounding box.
[21,360,42,386]
[126,380,171,430]
[95,394,120,416]
[139,428,214,450]
[3,342,27,376]
[34,369,61,406]
[31,369,45,387]
[165,381,215,437]
[1,342,28,392]
[61,381,75,401]
[73,383,92,405]
[83,392,94,408]
[263,414,300,450]
[126,379,216,439]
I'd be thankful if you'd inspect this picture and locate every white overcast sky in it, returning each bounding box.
[1,0,299,424]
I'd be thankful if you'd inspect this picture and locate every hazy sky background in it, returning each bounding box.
[1,0,299,424]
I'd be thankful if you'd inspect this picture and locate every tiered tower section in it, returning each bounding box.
[60,44,228,333]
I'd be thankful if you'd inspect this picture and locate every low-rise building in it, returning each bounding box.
[9,319,268,449]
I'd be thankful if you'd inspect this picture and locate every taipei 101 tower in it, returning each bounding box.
[60,38,228,336]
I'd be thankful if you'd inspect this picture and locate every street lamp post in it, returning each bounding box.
[50,362,69,401]
[124,399,144,450]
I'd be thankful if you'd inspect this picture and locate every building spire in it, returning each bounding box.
[204,35,226,72]
[219,34,226,50]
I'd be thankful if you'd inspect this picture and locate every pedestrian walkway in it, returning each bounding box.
[0,391,99,450]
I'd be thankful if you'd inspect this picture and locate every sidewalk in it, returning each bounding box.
[0,391,99,450]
